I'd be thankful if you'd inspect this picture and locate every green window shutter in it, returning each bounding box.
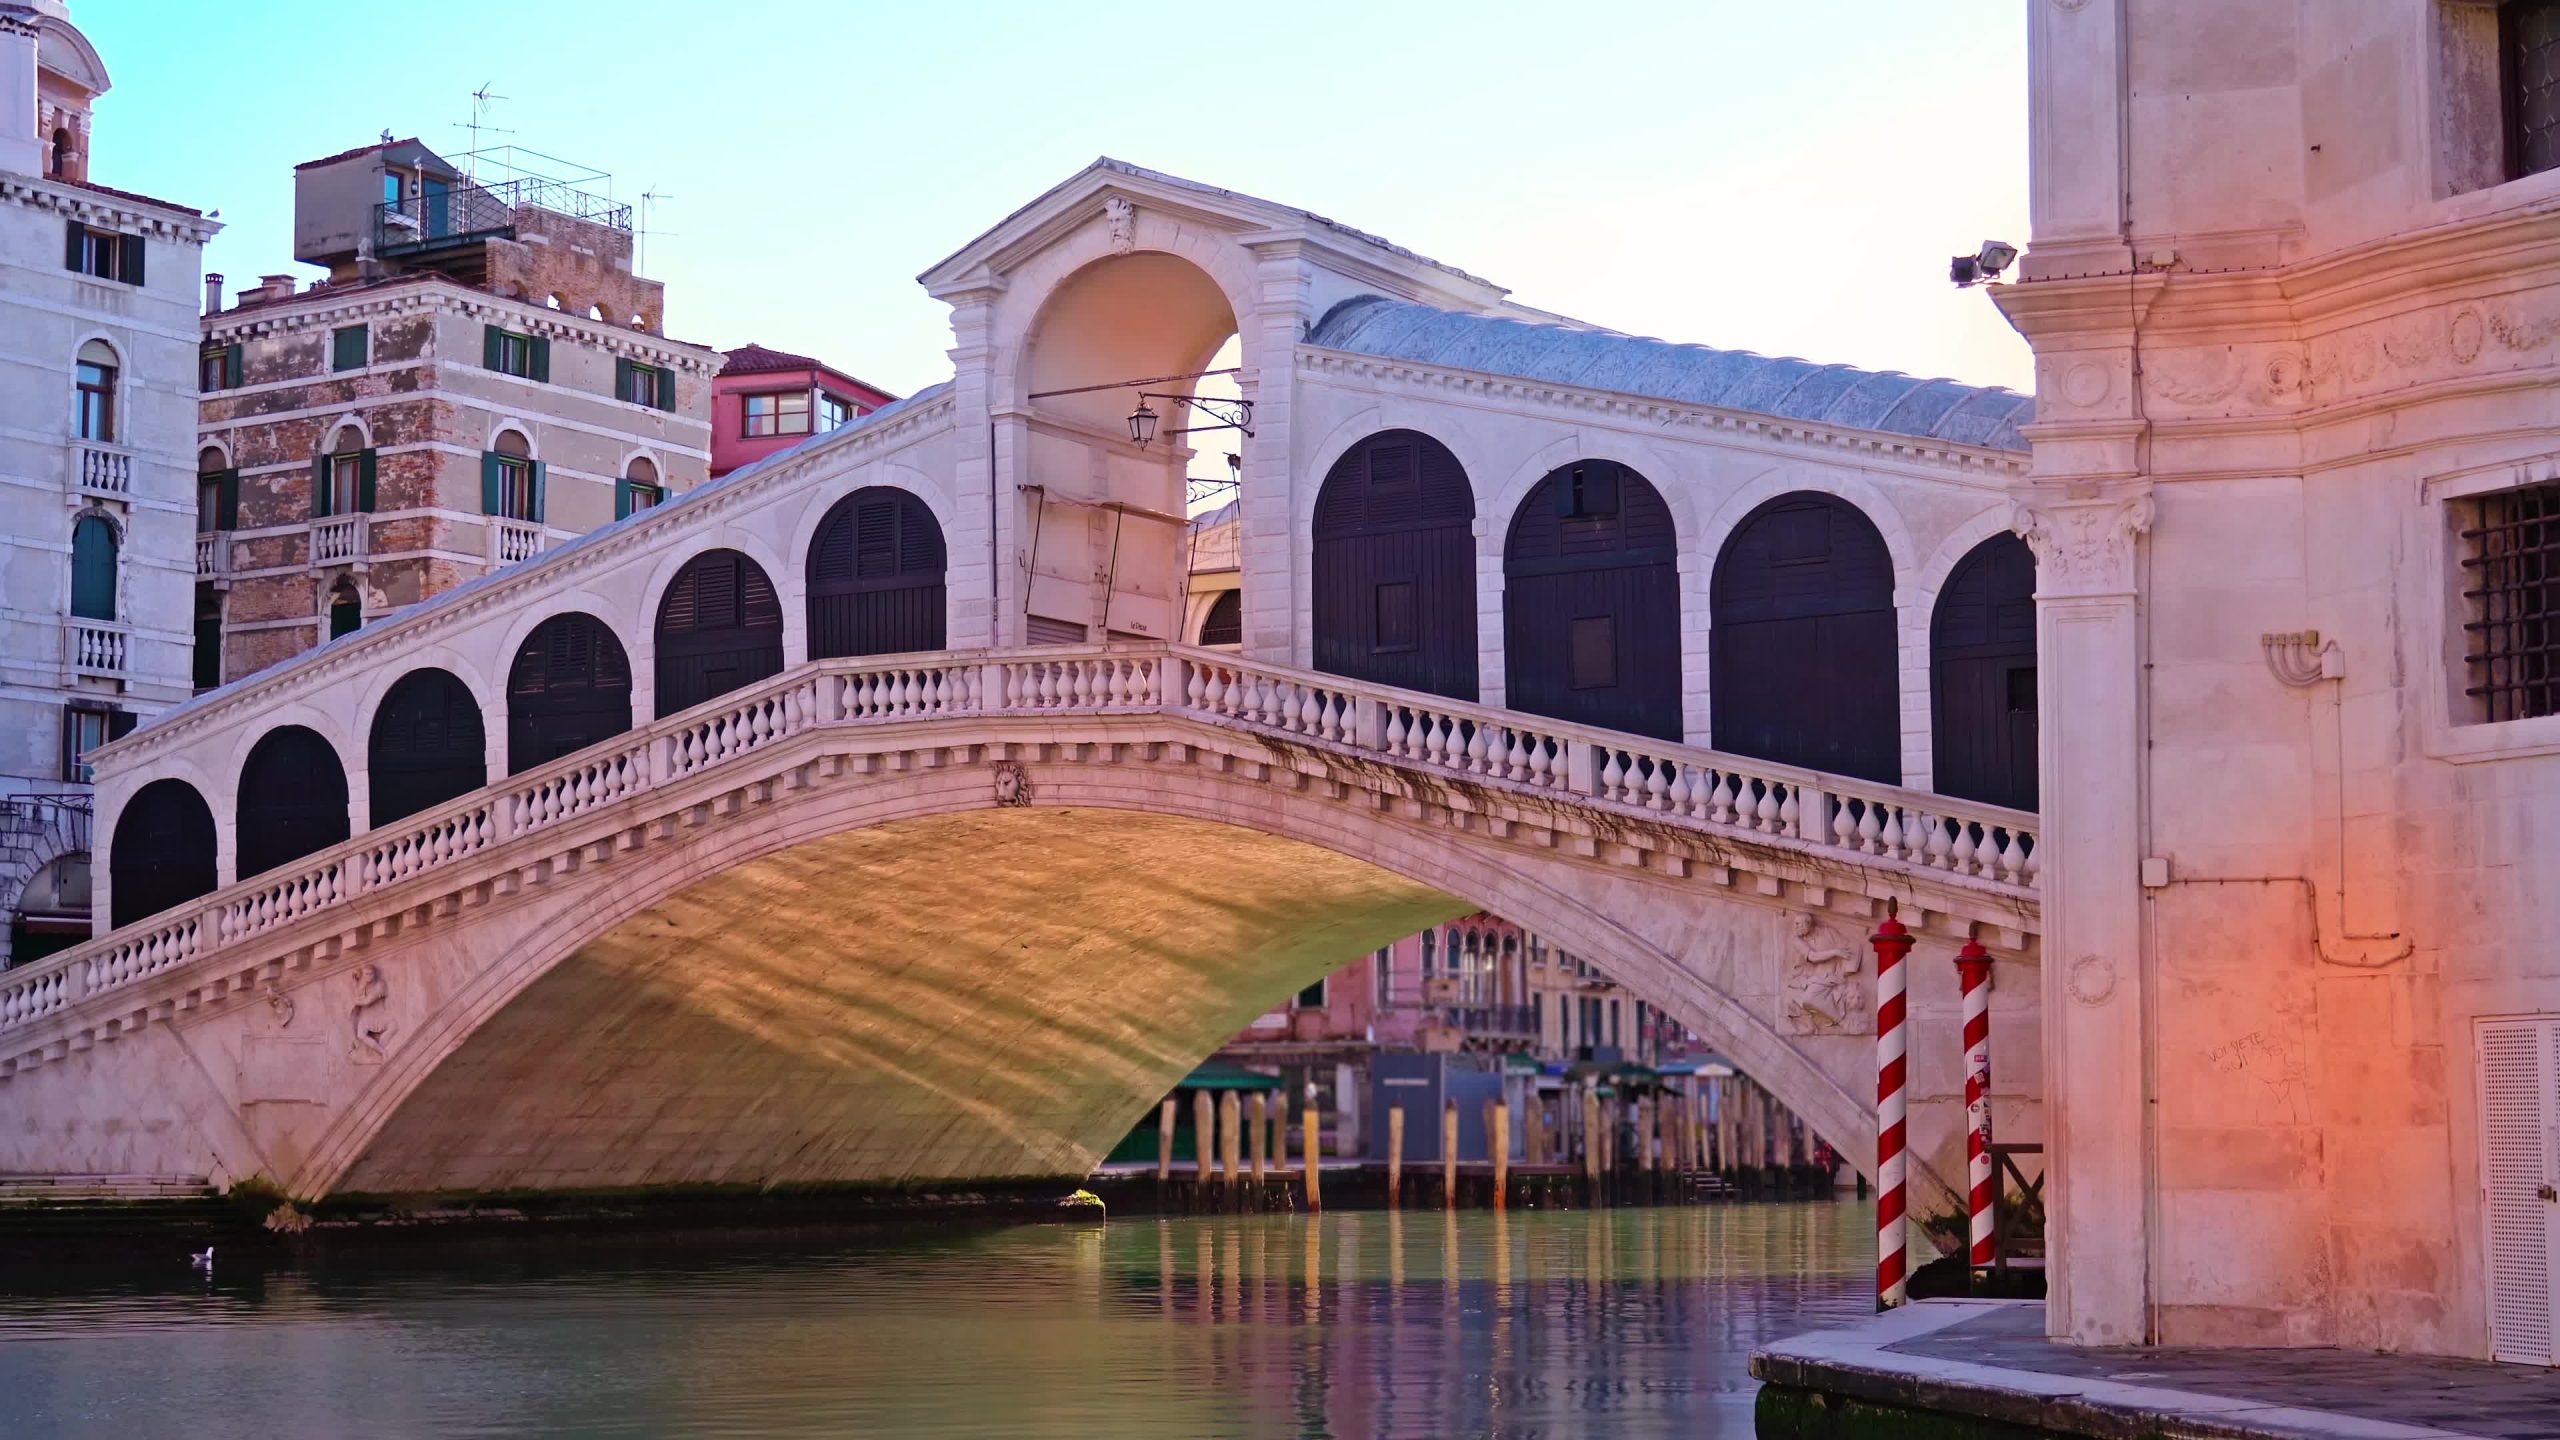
[311,454,331,518]
[224,343,244,389]
[121,233,146,287]
[333,325,367,371]
[69,516,116,620]
[529,336,551,384]
[527,460,546,524]
[614,357,633,402]
[480,452,502,514]
[614,478,632,521]
[483,324,503,371]
[217,470,240,531]
[358,449,378,512]
[655,366,677,412]
[63,219,83,272]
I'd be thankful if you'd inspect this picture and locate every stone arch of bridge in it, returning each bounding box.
[289,752,1919,1202]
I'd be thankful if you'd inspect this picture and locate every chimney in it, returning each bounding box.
[255,273,297,304]
[203,272,224,315]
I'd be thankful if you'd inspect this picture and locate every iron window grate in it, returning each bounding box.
[2510,0,2560,179]
[2461,480,2560,722]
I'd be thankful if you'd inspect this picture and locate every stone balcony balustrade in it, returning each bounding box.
[63,620,126,681]
[310,514,368,567]
[67,440,133,502]
[486,518,543,568]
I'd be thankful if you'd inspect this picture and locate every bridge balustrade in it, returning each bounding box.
[0,642,2038,1049]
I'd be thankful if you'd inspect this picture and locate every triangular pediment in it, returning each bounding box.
[916,157,1507,311]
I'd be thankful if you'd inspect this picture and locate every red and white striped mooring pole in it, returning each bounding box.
[1956,937,1996,1273]
[1870,899,1914,1309]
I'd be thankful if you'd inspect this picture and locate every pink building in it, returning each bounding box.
[708,343,897,479]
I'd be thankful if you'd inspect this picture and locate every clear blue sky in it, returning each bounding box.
[82,0,2031,398]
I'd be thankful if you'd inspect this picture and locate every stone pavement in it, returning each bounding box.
[1751,1301,2560,1440]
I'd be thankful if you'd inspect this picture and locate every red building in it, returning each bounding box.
[709,343,898,479]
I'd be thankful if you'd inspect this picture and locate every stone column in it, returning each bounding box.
[2016,491,2153,1345]
[934,288,1004,650]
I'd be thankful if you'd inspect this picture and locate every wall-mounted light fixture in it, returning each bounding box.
[1128,392,1253,446]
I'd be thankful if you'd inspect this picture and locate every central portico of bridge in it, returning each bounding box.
[2,160,2046,1213]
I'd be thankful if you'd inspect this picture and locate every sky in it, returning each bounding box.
[78,0,2032,399]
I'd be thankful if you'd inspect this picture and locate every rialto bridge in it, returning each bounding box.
[0,161,2046,1210]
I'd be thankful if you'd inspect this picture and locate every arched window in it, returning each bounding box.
[806,486,946,657]
[316,425,373,518]
[1503,459,1682,740]
[1931,532,2039,810]
[617,455,664,519]
[69,513,116,620]
[1709,492,1899,783]
[655,548,783,717]
[369,668,487,826]
[506,613,632,773]
[109,780,216,927]
[74,339,116,441]
[1309,430,1477,700]
[197,446,235,534]
[327,579,362,639]
[50,127,71,178]
[484,428,540,523]
[1421,928,1435,973]
[236,726,351,880]
[1199,589,1242,647]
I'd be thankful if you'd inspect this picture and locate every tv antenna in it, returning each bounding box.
[456,83,513,178]
[638,186,677,273]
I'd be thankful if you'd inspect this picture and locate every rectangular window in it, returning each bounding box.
[483,325,548,381]
[742,390,811,438]
[328,453,364,516]
[1569,615,1617,690]
[821,392,857,430]
[382,170,403,207]
[74,360,114,441]
[615,479,664,520]
[1295,978,1327,1010]
[63,222,143,285]
[60,705,129,784]
[617,359,674,409]
[2461,480,2560,722]
[196,469,239,533]
[332,325,369,372]
[488,455,538,521]
[198,343,243,393]
[2506,0,2560,179]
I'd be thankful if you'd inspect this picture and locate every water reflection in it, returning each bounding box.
[0,1202,1871,1439]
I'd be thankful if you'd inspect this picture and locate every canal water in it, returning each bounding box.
[0,1201,1871,1439]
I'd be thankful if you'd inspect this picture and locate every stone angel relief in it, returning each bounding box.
[1781,911,1870,1035]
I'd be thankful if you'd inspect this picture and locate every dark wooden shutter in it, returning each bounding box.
[224,344,245,389]
[369,668,488,825]
[614,479,634,521]
[655,549,784,716]
[310,454,331,517]
[1503,460,1681,741]
[482,324,503,370]
[480,452,501,514]
[235,726,350,879]
[107,709,137,741]
[120,233,145,286]
[215,470,240,531]
[357,450,378,512]
[614,356,634,400]
[1930,533,2038,810]
[69,515,116,620]
[655,366,677,411]
[506,613,634,773]
[527,460,546,523]
[109,779,218,927]
[529,336,551,383]
[1309,429,1478,701]
[806,486,947,658]
[1709,491,1900,782]
[63,218,84,272]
